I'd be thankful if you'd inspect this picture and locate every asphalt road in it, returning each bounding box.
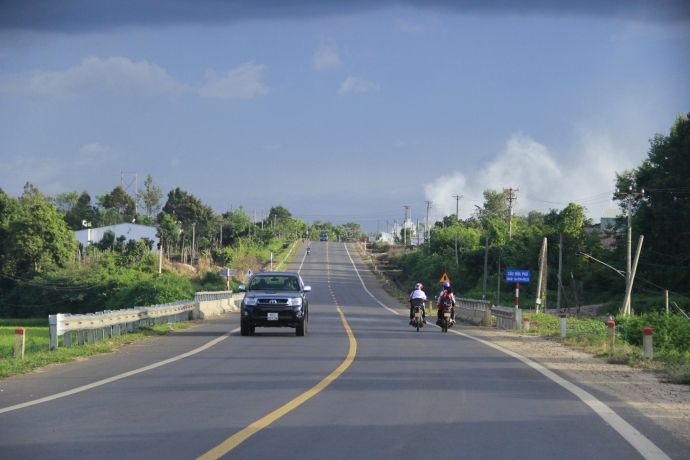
[0,242,684,459]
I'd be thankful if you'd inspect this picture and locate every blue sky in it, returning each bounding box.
[1,1,688,233]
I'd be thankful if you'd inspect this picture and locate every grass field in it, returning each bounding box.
[0,322,192,381]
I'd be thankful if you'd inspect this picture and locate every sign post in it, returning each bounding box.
[219,268,237,292]
[506,270,530,309]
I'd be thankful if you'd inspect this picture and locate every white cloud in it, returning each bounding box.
[199,62,270,100]
[0,56,182,101]
[338,76,380,95]
[424,132,631,221]
[312,42,342,71]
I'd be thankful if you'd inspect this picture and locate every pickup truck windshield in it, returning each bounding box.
[249,275,300,291]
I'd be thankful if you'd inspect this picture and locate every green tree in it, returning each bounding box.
[102,186,136,222]
[342,222,362,239]
[136,174,163,217]
[64,190,101,230]
[53,191,79,213]
[620,112,690,291]
[20,182,51,206]
[3,201,78,276]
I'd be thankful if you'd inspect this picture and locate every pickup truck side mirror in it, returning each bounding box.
[239,285,246,292]
[303,286,312,292]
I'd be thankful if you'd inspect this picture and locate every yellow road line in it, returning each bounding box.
[197,240,357,460]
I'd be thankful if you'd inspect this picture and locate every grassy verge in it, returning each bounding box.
[0,322,193,381]
[518,313,690,384]
[275,240,300,271]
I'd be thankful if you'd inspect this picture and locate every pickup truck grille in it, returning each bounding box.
[257,298,289,305]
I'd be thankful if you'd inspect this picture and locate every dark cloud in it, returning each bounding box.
[1,0,689,33]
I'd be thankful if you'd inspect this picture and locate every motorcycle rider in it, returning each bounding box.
[307,247,311,256]
[436,282,456,326]
[409,283,427,325]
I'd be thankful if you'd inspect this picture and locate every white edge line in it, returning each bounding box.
[344,243,399,315]
[0,327,241,415]
[346,243,670,460]
[298,243,308,274]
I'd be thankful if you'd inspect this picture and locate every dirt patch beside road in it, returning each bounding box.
[465,325,690,447]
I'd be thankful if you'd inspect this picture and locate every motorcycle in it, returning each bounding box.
[439,298,454,333]
[410,299,425,331]
[306,247,311,256]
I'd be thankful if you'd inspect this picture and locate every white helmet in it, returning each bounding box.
[415,283,423,290]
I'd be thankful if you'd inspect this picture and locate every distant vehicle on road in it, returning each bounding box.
[320,231,329,241]
[239,272,311,336]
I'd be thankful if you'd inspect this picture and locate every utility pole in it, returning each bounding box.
[617,186,644,315]
[557,233,563,315]
[482,237,489,300]
[158,233,163,276]
[191,223,196,267]
[403,206,411,251]
[424,200,432,253]
[220,224,223,250]
[497,248,502,306]
[535,237,547,313]
[455,233,459,265]
[503,187,519,240]
[622,235,644,316]
[452,195,463,222]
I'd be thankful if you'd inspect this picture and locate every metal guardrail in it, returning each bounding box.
[490,306,523,330]
[48,299,195,350]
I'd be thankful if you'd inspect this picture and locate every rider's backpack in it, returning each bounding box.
[441,296,453,308]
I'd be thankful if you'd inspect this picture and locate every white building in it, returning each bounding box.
[74,223,160,253]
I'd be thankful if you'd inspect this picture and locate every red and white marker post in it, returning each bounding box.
[607,321,615,352]
[523,317,530,330]
[14,328,25,360]
[560,314,567,337]
[515,282,519,309]
[643,327,653,360]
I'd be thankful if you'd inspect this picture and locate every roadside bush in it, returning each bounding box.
[617,313,690,354]
[104,273,195,310]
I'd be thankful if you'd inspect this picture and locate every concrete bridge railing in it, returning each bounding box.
[455,298,492,326]
[194,291,243,319]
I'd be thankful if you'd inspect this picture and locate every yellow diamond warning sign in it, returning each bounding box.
[438,272,451,283]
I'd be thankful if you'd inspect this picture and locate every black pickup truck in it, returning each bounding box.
[239,272,311,336]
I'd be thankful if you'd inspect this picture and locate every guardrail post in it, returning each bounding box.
[49,315,58,350]
[14,328,25,359]
[113,324,120,337]
[87,329,94,344]
[97,328,104,341]
[560,314,567,337]
[64,331,72,348]
[77,330,85,346]
[607,321,615,352]
[523,317,530,330]
[643,327,653,360]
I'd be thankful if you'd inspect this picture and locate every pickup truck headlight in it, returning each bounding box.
[288,298,302,307]
[244,297,257,306]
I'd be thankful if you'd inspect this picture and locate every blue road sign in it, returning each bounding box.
[506,269,531,283]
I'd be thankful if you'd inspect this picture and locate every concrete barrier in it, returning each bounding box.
[491,306,522,330]
[194,292,243,319]
[455,298,492,326]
